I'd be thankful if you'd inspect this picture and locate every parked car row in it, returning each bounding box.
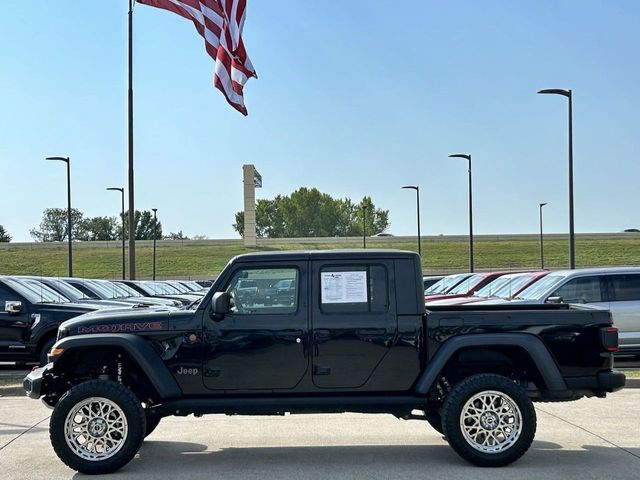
[425,267,640,357]
[0,275,208,365]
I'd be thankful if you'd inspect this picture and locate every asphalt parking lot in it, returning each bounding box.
[0,389,638,480]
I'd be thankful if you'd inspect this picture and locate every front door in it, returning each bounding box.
[310,260,397,389]
[0,284,31,357]
[203,263,309,391]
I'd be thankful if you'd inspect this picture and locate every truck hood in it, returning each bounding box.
[59,305,190,337]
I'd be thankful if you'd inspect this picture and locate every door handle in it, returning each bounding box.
[314,365,331,375]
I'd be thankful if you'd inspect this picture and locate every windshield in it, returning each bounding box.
[115,282,142,297]
[472,276,511,297]
[132,282,157,295]
[491,274,538,299]
[167,281,189,293]
[20,279,73,303]
[185,281,203,291]
[514,274,566,300]
[151,282,181,294]
[40,278,85,301]
[425,274,469,295]
[448,274,487,295]
[83,280,117,299]
[3,278,70,304]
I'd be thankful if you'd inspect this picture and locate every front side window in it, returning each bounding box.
[225,268,298,314]
[551,276,603,303]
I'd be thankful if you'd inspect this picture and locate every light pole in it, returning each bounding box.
[107,187,126,279]
[362,205,366,249]
[539,203,548,269]
[402,185,422,256]
[538,88,575,269]
[46,156,73,276]
[449,154,474,272]
[152,208,158,280]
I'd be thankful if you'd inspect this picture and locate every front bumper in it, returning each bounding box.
[23,365,50,399]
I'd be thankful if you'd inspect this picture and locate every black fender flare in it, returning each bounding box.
[414,333,569,395]
[51,333,182,400]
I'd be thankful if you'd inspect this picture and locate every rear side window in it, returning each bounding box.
[320,265,388,314]
[609,274,640,301]
[551,276,603,303]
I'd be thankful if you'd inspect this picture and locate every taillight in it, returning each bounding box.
[600,326,619,352]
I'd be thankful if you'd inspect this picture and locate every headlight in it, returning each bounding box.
[57,327,69,340]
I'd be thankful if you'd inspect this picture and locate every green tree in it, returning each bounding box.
[121,210,163,240]
[164,230,189,240]
[78,216,118,241]
[30,208,85,242]
[0,225,11,242]
[233,188,390,238]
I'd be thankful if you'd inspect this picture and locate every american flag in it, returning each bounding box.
[137,0,257,115]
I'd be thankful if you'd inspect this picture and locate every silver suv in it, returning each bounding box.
[475,267,640,356]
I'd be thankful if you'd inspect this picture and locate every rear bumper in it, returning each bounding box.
[564,369,626,394]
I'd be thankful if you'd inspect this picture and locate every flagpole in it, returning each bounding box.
[128,0,136,280]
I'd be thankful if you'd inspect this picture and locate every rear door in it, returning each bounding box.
[605,273,640,351]
[203,262,309,391]
[310,260,397,389]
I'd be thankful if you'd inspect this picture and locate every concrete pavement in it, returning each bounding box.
[0,390,638,479]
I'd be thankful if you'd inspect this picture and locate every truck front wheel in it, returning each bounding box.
[441,373,536,467]
[49,379,145,475]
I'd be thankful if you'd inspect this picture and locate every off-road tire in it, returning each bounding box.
[50,380,145,475]
[441,374,536,467]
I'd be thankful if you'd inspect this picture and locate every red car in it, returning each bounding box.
[424,270,534,303]
[425,271,549,306]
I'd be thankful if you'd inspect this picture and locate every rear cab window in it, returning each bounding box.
[319,264,389,314]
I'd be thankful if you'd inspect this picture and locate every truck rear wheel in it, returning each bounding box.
[50,379,145,475]
[441,374,536,467]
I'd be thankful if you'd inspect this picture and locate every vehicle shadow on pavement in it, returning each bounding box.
[73,441,640,479]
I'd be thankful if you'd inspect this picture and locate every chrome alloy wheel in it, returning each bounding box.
[459,390,522,453]
[64,397,128,461]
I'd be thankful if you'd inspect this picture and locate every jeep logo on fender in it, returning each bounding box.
[77,321,165,334]
[176,367,199,375]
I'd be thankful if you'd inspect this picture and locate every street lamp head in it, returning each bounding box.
[402,185,418,191]
[106,187,124,193]
[538,88,571,98]
[449,154,471,161]
[152,208,158,213]
[540,202,548,208]
[46,156,70,163]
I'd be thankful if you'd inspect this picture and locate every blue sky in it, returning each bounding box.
[1,1,639,241]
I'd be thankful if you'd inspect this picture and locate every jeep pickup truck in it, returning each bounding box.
[24,250,625,474]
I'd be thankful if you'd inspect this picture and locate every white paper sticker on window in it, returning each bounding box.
[321,271,368,303]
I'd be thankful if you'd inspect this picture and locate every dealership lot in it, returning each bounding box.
[0,390,638,480]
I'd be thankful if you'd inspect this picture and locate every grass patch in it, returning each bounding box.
[1,235,640,279]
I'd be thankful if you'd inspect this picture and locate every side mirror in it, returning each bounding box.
[209,292,231,320]
[5,301,23,315]
[546,296,563,304]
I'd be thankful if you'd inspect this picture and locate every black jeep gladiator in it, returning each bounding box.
[24,250,625,474]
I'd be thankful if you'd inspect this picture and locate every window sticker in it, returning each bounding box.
[321,271,368,303]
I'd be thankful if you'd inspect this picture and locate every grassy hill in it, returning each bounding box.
[1,234,639,279]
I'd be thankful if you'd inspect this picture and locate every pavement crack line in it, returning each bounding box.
[537,407,640,461]
[0,416,50,452]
